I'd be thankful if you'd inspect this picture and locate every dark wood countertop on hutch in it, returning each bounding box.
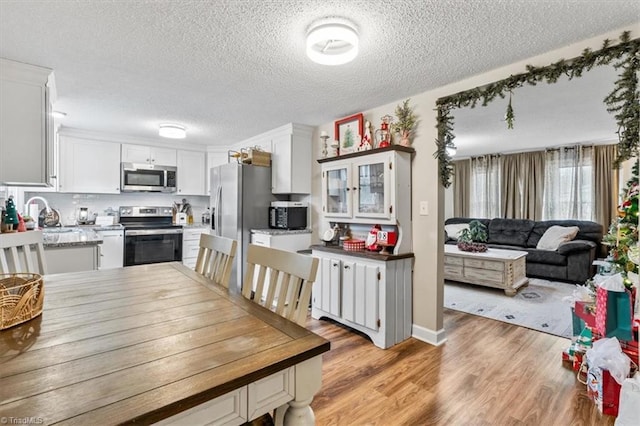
[317,145,415,163]
[310,244,414,261]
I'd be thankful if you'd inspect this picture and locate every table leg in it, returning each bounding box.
[277,355,323,426]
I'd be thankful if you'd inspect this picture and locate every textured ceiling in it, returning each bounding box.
[0,0,638,155]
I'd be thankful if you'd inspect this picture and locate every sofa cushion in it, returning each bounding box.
[536,225,580,250]
[445,223,469,241]
[527,220,603,247]
[487,218,535,247]
[524,248,568,266]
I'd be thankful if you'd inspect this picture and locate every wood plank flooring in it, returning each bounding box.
[307,309,614,426]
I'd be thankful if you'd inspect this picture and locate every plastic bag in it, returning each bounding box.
[586,337,631,385]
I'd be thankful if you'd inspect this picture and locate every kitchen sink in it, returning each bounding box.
[42,227,80,233]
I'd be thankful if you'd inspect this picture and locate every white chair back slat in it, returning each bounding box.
[194,234,237,288]
[241,244,319,327]
[0,231,47,274]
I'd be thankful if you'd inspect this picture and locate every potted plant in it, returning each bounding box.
[457,220,489,252]
[393,99,417,146]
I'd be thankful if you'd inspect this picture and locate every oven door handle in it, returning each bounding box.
[125,229,183,236]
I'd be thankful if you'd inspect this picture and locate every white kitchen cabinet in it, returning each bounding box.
[121,144,176,166]
[0,59,55,186]
[58,135,121,194]
[182,227,210,269]
[96,229,124,269]
[271,124,313,194]
[320,147,412,226]
[311,248,413,349]
[44,245,99,274]
[177,150,206,195]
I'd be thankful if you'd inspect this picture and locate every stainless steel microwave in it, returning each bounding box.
[121,162,177,192]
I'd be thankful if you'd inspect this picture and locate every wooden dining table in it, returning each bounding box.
[0,262,330,425]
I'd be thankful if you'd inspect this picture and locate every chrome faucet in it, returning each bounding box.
[24,196,51,214]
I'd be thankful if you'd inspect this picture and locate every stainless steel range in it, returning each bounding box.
[119,206,183,266]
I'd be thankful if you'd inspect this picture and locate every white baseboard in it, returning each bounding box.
[412,324,447,346]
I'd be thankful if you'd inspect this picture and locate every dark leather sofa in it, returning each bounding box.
[445,217,603,284]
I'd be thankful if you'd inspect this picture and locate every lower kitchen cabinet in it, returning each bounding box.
[44,245,99,274]
[311,248,413,349]
[182,227,210,269]
[96,229,124,269]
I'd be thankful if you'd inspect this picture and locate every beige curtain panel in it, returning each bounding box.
[500,152,545,220]
[453,159,471,217]
[593,144,618,233]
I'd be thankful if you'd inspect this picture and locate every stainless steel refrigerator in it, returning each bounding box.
[210,163,274,291]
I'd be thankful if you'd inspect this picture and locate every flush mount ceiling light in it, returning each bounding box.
[52,111,67,118]
[306,21,359,66]
[159,124,186,139]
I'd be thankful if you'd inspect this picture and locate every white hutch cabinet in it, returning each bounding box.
[319,146,413,252]
[311,247,413,349]
[313,145,414,349]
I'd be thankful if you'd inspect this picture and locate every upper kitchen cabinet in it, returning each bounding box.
[58,135,121,194]
[121,144,176,166]
[0,59,55,186]
[177,150,206,195]
[271,123,313,194]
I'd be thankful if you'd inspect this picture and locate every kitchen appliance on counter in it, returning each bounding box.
[121,163,177,192]
[268,201,308,230]
[211,163,275,291]
[119,206,182,266]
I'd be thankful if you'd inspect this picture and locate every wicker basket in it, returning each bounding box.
[243,149,271,167]
[0,273,44,330]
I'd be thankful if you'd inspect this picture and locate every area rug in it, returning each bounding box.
[444,278,576,338]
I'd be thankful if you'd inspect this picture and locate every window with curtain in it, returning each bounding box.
[542,146,594,221]
[469,155,501,218]
[461,144,608,223]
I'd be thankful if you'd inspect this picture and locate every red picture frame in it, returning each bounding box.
[334,113,363,154]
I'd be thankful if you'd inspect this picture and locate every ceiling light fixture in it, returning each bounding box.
[52,111,67,118]
[159,124,186,139]
[306,21,359,66]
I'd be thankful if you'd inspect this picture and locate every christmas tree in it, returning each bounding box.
[602,161,639,288]
[3,196,19,232]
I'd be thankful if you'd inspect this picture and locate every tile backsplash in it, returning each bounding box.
[23,191,209,225]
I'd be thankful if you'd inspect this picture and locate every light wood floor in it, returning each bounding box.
[307,309,614,426]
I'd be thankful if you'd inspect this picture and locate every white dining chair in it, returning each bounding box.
[241,244,319,327]
[0,231,48,274]
[194,234,237,288]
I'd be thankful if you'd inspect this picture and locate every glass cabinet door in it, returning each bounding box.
[322,164,351,217]
[354,157,390,219]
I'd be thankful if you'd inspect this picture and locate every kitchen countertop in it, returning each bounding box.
[251,228,312,235]
[182,222,211,230]
[42,227,104,247]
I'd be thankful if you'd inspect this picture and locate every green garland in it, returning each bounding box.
[434,31,640,188]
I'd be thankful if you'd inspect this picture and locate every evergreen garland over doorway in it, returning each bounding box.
[434,31,640,188]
